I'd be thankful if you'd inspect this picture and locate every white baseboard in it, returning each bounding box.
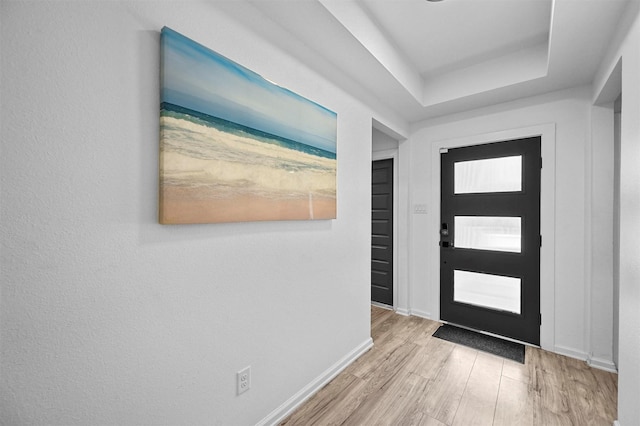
[613,420,620,426]
[395,307,410,316]
[587,356,618,373]
[409,309,432,320]
[371,301,393,310]
[554,345,588,361]
[554,346,618,373]
[256,337,374,426]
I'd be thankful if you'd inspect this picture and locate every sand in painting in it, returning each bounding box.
[161,187,336,224]
[159,104,337,224]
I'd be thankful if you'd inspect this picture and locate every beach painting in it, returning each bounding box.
[159,27,337,224]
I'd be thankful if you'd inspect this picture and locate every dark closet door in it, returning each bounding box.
[372,159,394,306]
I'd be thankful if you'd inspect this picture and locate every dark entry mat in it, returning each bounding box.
[433,324,525,364]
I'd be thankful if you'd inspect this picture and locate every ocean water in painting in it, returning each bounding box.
[160,102,336,200]
[159,27,337,224]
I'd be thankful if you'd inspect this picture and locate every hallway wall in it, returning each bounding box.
[593,2,640,423]
[0,2,405,424]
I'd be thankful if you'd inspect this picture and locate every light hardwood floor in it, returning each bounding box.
[280,306,617,426]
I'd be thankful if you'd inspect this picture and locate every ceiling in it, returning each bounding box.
[362,0,552,78]
[216,0,630,127]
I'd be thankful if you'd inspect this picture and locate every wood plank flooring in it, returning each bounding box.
[280,306,617,426]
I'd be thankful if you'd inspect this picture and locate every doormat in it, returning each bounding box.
[433,324,525,364]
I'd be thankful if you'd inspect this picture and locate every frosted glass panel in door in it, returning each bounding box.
[454,156,522,194]
[454,270,521,314]
[454,216,521,252]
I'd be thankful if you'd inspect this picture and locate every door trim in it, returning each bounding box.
[373,149,399,312]
[429,124,556,350]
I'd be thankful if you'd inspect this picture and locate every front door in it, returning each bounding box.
[372,159,393,306]
[440,137,541,345]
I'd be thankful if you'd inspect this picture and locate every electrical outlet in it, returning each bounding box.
[237,366,251,395]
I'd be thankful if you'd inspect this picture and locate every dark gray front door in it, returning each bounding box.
[372,159,393,306]
[440,137,541,345]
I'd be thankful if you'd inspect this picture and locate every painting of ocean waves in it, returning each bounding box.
[159,27,337,224]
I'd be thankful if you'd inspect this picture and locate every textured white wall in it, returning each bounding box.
[0,1,391,424]
[617,37,640,426]
[616,9,640,426]
[588,103,615,369]
[592,2,640,423]
[407,86,606,359]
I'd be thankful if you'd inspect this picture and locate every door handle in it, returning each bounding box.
[440,223,451,248]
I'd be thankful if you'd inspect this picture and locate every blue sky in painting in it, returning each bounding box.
[161,27,337,154]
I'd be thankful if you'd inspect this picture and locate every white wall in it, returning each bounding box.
[617,34,640,426]
[588,103,615,370]
[407,85,616,362]
[372,128,399,152]
[593,2,640,423]
[613,102,621,368]
[0,2,406,424]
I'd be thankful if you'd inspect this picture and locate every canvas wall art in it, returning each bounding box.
[159,27,337,224]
